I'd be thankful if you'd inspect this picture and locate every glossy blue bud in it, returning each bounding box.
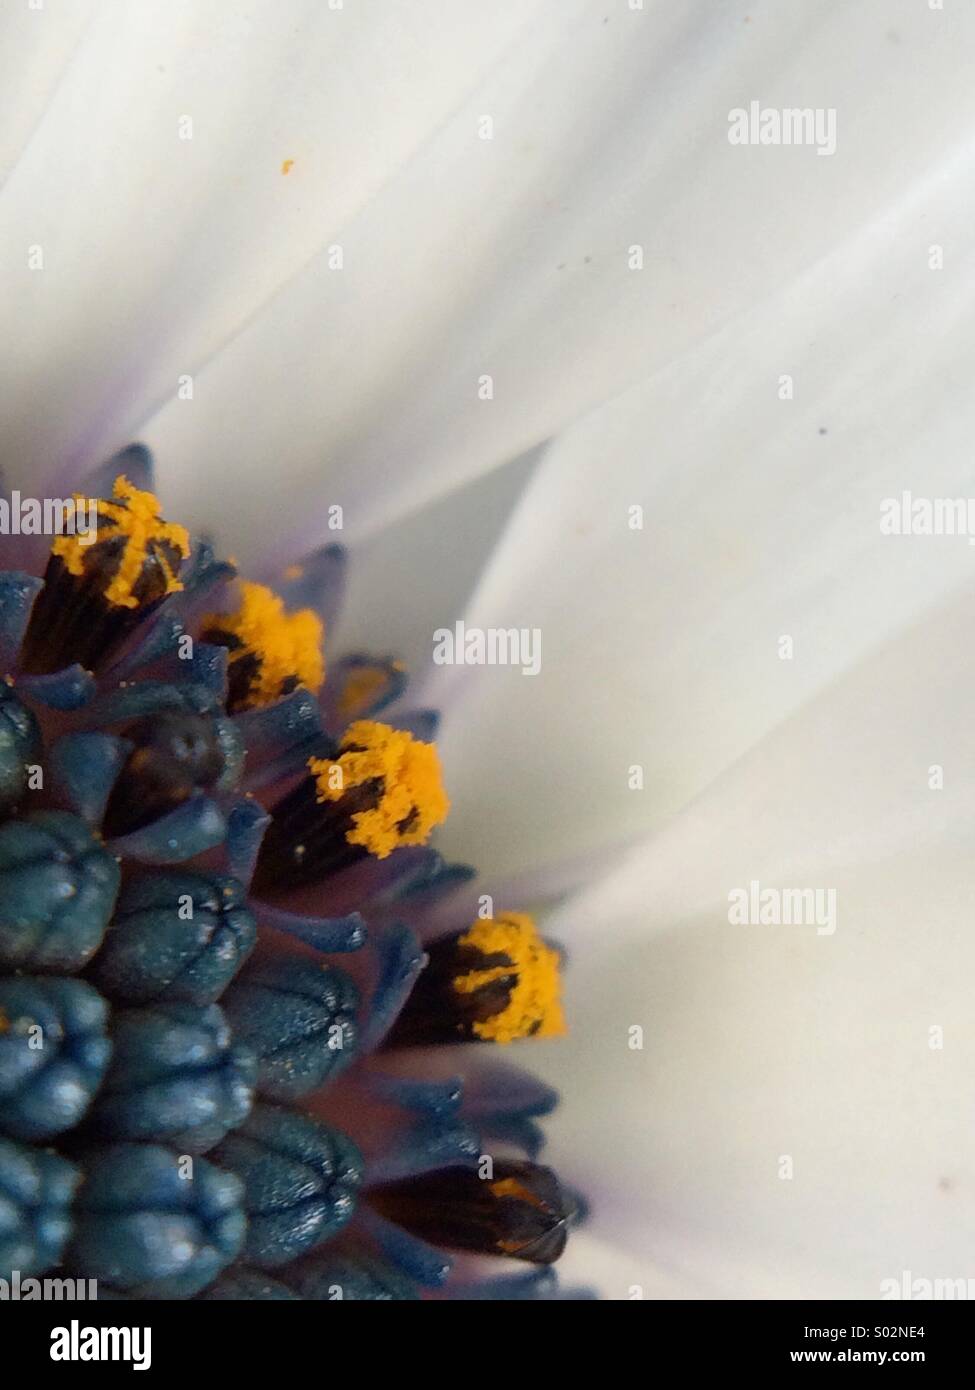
[294,1252,420,1301]
[210,1102,361,1268]
[87,1002,256,1152]
[0,976,111,1140]
[0,811,120,973]
[66,1143,245,1298]
[88,871,257,1006]
[221,957,357,1100]
[0,684,40,815]
[0,1137,80,1279]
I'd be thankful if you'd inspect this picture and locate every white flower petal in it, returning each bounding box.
[531,591,975,1297]
[429,157,975,880]
[6,1,970,561]
[0,0,541,486]
[333,448,542,680]
[0,0,93,176]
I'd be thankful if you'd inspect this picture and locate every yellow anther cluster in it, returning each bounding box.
[53,476,189,609]
[205,580,324,708]
[454,913,565,1043]
[308,719,449,858]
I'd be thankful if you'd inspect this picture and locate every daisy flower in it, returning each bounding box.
[3,0,975,1304]
[0,457,578,1298]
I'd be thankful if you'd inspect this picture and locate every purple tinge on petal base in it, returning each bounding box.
[360,1061,557,1162]
[107,794,227,864]
[478,1115,547,1160]
[350,847,446,908]
[259,847,443,925]
[389,859,477,908]
[458,1059,560,1121]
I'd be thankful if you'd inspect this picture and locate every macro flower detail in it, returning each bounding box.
[0,811,120,972]
[88,872,257,1007]
[220,957,358,1102]
[0,1137,79,1278]
[391,912,566,1046]
[86,1002,257,1153]
[253,719,450,892]
[202,580,324,715]
[324,657,408,729]
[0,685,40,816]
[370,1160,571,1265]
[94,685,245,841]
[19,476,190,677]
[65,1143,246,1299]
[0,455,579,1300]
[210,1103,362,1268]
[0,976,111,1141]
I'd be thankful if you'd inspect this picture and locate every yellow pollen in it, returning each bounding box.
[308,719,449,859]
[337,661,404,720]
[52,475,189,608]
[204,580,324,708]
[453,912,565,1044]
